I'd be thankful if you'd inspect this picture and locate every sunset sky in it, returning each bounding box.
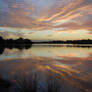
[0,0,92,41]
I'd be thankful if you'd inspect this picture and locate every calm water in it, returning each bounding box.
[0,45,92,92]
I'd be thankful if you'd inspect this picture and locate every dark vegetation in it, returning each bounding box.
[33,39,92,44]
[1,36,92,46]
[1,36,92,45]
[0,73,61,92]
[0,78,11,92]
[0,36,92,54]
[0,36,32,54]
[1,72,89,92]
[0,72,91,92]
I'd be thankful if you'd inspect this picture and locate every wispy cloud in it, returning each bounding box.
[0,0,92,40]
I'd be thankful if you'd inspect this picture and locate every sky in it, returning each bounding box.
[0,0,92,41]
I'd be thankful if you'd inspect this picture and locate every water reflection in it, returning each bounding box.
[0,45,92,92]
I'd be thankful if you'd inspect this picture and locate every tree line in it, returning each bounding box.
[33,39,92,44]
[0,36,32,54]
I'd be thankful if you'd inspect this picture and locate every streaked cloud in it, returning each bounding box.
[0,0,92,40]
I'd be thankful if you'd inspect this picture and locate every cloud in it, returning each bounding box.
[0,0,92,39]
[0,31,23,39]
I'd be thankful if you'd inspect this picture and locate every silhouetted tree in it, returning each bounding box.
[0,36,32,54]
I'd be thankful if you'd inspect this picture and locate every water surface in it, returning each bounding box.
[0,45,92,92]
